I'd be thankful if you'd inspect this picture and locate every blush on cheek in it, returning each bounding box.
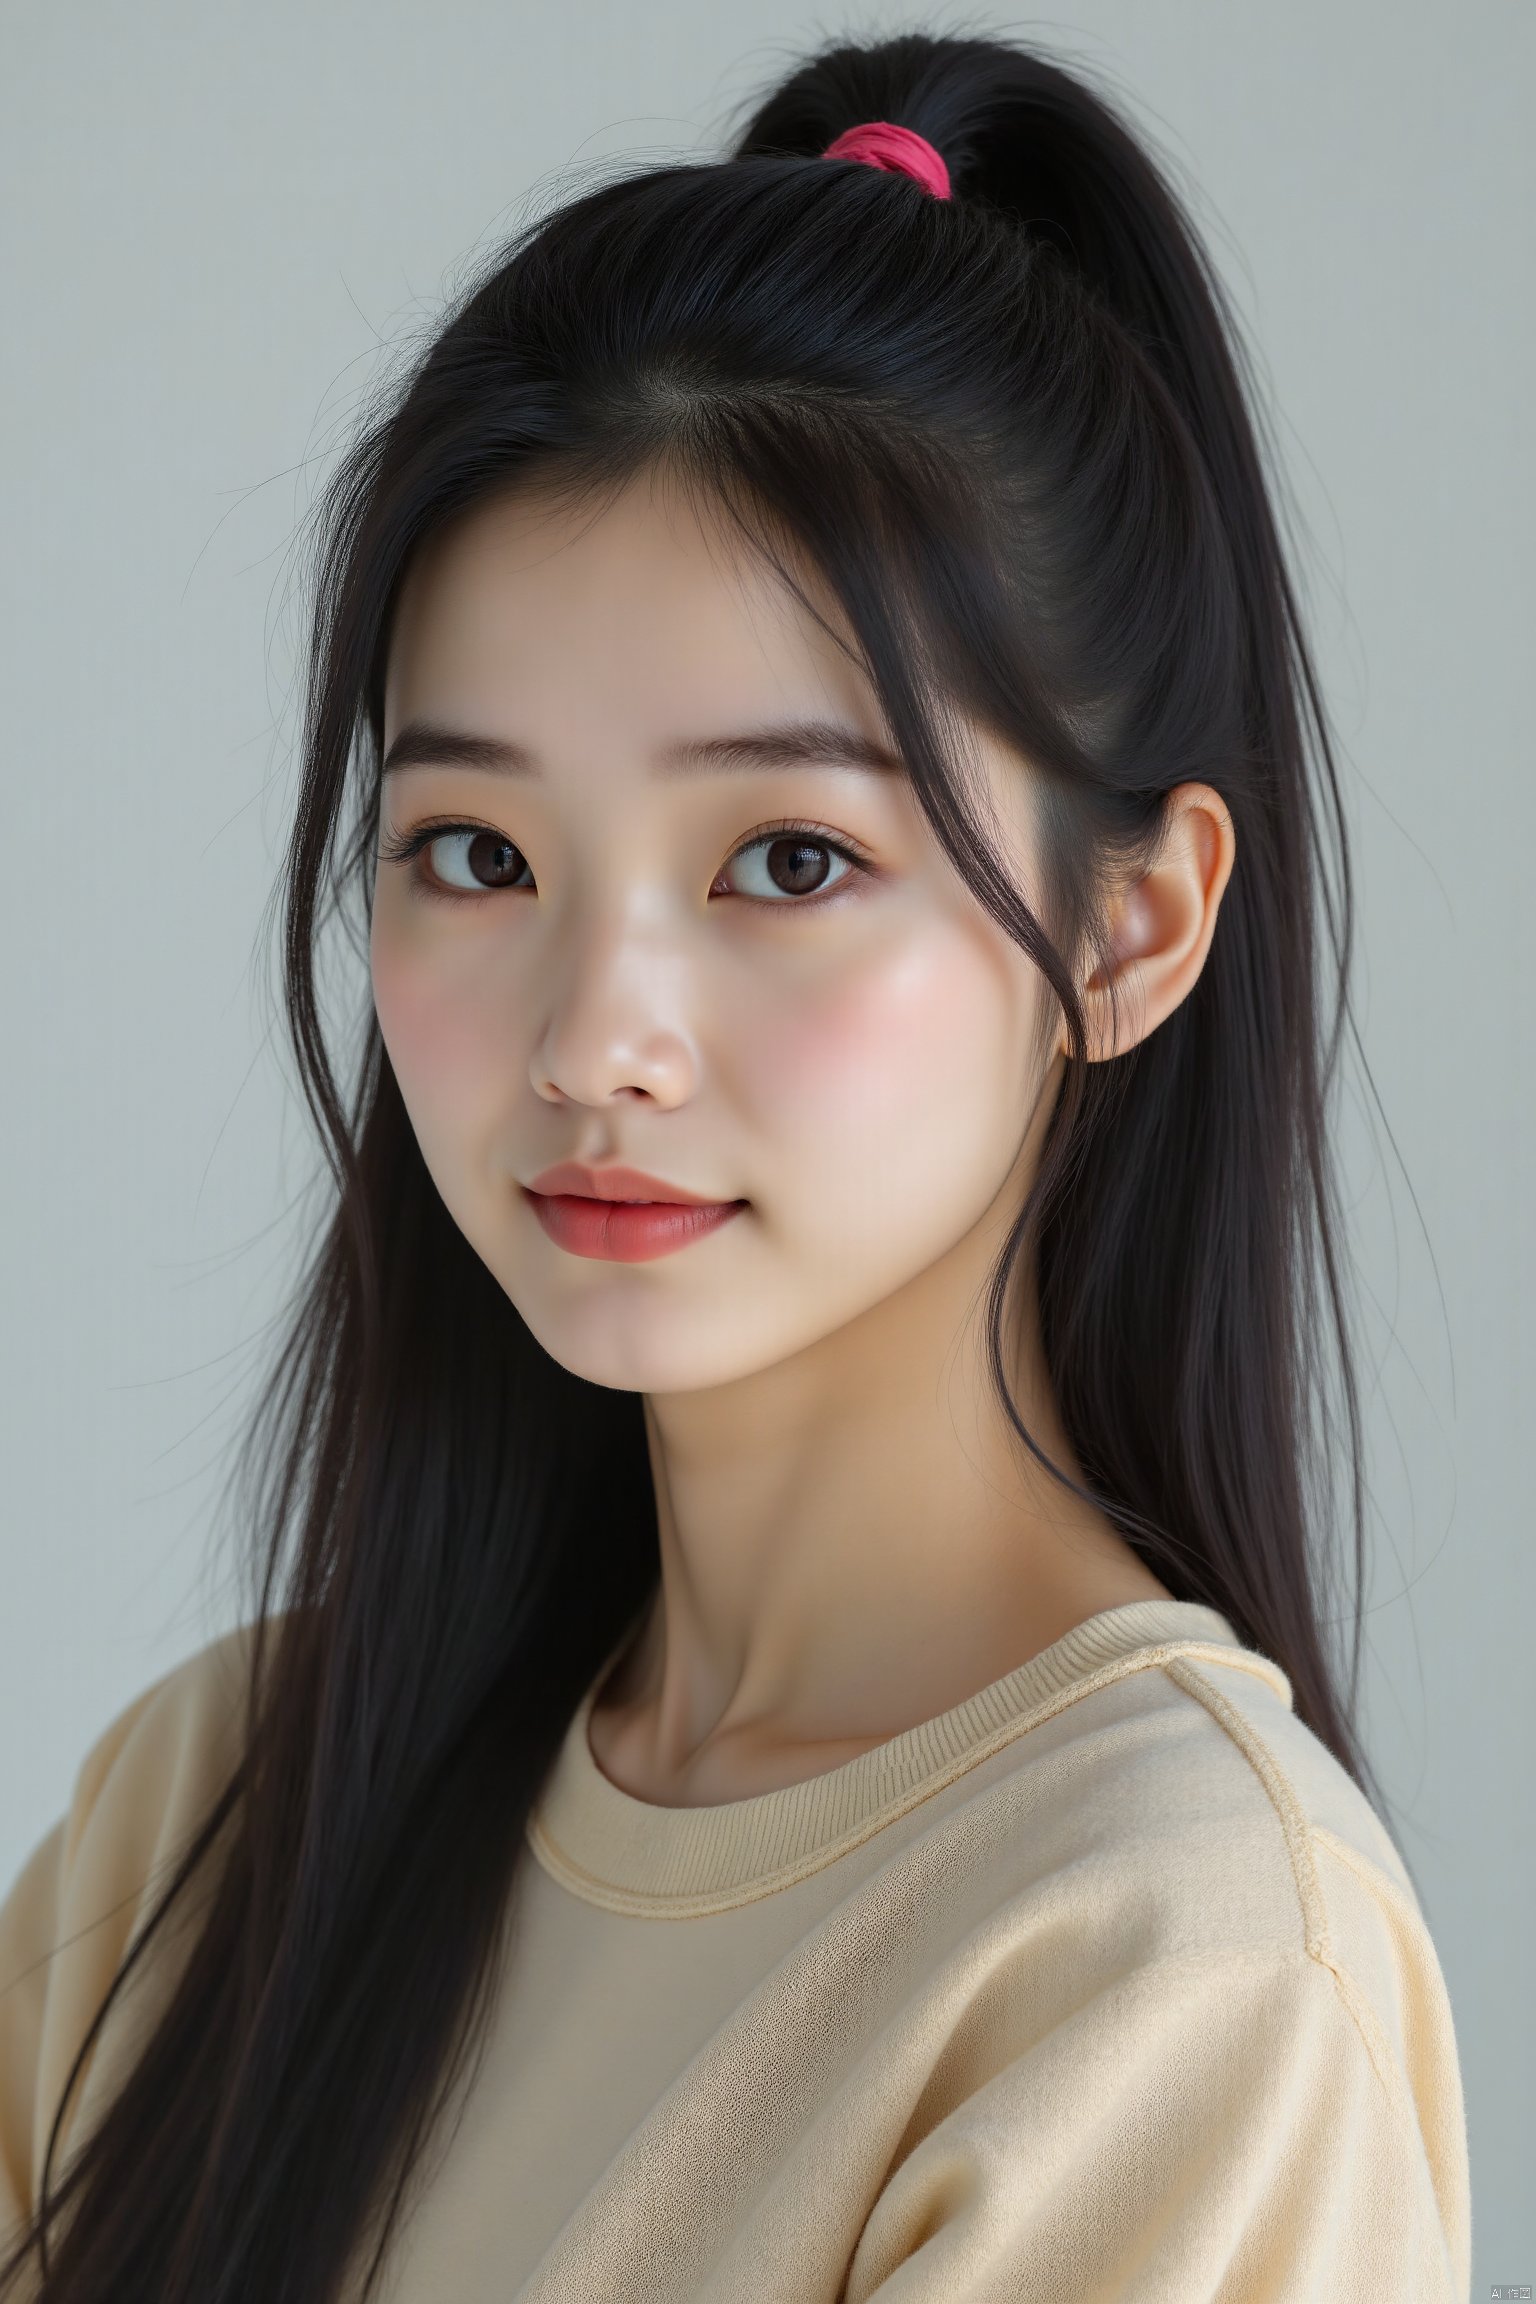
[747,942,996,1145]
[371,947,432,1067]
[371,948,493,1096]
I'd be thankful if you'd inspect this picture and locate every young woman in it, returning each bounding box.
[0,29,1470,2303]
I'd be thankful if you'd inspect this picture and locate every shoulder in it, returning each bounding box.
[847,1639,1471,2299]
[38,1617,268,1920]
[1131,1645,1468,2190]
[941,1629,1470,2113]
[872,1627,1464,2124]
[2,1615,268,1979]
[995,1636,1437,1951]
[953,1638,1468,2285]
[0,1617,273,2233]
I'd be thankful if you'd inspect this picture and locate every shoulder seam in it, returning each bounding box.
[1307,1828,1440,2129]
[1159,1659,1428,2154]
[1311,1822,1416,1920]
[1159,1655,1331,1963]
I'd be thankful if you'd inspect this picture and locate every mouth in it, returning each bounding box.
[520,1186,747,1265]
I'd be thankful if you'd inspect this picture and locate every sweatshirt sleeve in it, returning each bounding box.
[841,1944,1467,2304]
[0,1811,68,2252]
[0,1629,253,2259]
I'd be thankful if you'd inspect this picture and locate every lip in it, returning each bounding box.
[521,1189,746,1264]
[524,1160,738,1207]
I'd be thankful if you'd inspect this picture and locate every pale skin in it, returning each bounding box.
[370,466,1236,1807]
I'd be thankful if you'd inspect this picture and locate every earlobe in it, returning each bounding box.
[1066,783,1236,1066]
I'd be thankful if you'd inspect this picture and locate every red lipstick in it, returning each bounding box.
[521,1161,748,1264]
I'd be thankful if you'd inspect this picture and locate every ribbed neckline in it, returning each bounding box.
[526,1601,1292,1916]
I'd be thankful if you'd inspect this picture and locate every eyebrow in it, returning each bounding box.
[380,716,904,781]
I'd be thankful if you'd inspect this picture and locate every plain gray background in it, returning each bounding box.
[1,0,1529,2286]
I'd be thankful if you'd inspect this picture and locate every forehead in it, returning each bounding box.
[383,469,873,742]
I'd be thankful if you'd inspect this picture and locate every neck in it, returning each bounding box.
[600,1184,1166,1796]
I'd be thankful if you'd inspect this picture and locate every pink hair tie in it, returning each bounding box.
[820,120,952,201]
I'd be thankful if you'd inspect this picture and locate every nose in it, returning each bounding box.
[528,902,701,1110]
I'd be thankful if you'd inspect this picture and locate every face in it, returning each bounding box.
[370,467,1059,1396]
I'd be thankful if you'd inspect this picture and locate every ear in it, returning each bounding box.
[1059,783,1236,1064]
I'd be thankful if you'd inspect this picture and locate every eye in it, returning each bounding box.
[376,819,531,899]
[714,820,870,908]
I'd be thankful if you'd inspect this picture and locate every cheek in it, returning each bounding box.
[370,923,509,1144]
[732,930,1029,1217]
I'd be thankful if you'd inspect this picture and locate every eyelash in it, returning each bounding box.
[375,814,874,910]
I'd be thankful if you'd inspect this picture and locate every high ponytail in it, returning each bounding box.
[2,31,1385,2302]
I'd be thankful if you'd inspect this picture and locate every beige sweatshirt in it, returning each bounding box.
[0,1599,1471,2300]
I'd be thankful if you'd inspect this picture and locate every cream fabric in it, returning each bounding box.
[0,1600,1471,2299]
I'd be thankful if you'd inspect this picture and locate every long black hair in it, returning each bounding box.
[2,28,1394,2301]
